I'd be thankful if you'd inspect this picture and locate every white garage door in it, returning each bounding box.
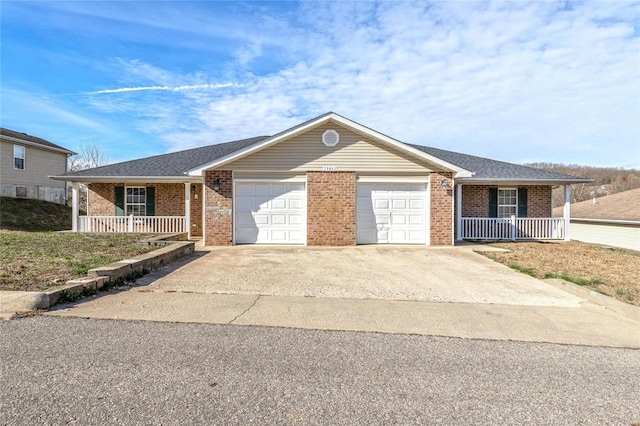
[357,183,428,244]
[235,181,306,244]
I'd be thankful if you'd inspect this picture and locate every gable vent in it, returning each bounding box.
[322,129,340,147]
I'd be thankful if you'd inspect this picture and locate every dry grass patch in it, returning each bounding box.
[0,231,157,292]
[481,241,639,306]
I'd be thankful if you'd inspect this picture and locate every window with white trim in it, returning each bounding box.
[14,145,25,170]
[126,187,146,216]
[497,188,517,218]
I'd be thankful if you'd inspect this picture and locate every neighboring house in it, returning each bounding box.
[53,112,589,246]
[553,188,640,251]
[1,128,75,205]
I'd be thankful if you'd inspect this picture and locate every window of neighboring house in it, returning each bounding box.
[126,187,146,216]
[497,188,517,218]
[14,145,25,170]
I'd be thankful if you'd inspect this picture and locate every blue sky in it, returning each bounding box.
[1,1,639,168]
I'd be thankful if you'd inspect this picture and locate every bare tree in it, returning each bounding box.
[67,138,109,212]
[68,138,109,171]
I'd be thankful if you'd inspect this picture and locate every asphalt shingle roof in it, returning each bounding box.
[409,144,589,182]
[1,127,74,154]
[58,129,587,183]
[62,136,269,178]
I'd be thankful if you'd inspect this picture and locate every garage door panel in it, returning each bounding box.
[409,199,424,209]
[409,214,424,225]
[271,198,287,209]
[290,214,304,225]
[392,199,407,209]
[357,183,427,245]
[289,199,304,209]
[272,214,287,225]
[235,182,306,244]
[391,214,406,225]
[374,199,390,210]
[236,212,255,227]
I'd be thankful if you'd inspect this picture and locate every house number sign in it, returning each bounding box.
[322,166,338,172]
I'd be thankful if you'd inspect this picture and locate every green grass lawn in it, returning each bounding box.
[0,231,156,291]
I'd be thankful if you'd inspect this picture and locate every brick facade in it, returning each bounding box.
[203,170,233,246]
[306,171,356,246]
[87,182,202,236]
[87,183,116,216]
[461,185,552,218]
[430,172,454,245]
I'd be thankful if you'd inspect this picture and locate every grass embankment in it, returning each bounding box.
[482,242,639,306]
[0,196,73,231]
[0,231,156,291]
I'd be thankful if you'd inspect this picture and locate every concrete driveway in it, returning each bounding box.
[136,245,581,306]
[49,245,640,348]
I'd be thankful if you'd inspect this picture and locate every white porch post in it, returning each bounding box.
[71,182,79,232]
[563,185,571,241]
[456,183,462,241]
[185,182,191,239]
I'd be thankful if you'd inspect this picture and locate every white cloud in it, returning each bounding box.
[89,83,239,94]
[81,1,639,167]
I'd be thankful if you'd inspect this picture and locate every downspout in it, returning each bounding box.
[563,185,571,241]
[71,182,79,232]
[456,182,462,241]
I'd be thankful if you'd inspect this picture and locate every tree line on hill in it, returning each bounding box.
[525,163,640,207]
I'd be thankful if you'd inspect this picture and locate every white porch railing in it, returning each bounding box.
[460,217,565,240]
[78,215,187,234]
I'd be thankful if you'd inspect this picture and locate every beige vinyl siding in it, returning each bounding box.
[571,220,640,251]
[223,123,438,173]
[0,140,67,188]
[233,172,306,181]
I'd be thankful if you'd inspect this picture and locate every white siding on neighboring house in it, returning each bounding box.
[571,219,640,251]
[0,139,68,204]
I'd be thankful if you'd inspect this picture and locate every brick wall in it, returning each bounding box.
[190,184,203,237]
[527,186,552,217]
[204,171,233,245]
[430,172,454,245]
[307,171,356,246]
[87,183,116,216]
[461,185,552,217]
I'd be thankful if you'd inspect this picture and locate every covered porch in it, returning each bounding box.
[69,181,202,239]
[455,184,571,242]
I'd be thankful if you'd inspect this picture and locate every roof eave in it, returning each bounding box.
[455,177,594,185]
[50,175,204,183]
[1,134,75,155]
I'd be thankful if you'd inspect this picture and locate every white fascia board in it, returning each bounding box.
[49,175,203,183]
[457,178,594,185]
[187,112,473,178]
[1,135,76,155]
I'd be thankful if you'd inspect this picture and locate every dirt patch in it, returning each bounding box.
[480,241,639,306]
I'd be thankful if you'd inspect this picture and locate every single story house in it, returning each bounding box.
[1,127,75,204]
[53,112,590,246]
[553,188,640,251]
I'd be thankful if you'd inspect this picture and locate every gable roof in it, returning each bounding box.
[552,188,640,221]
[1,127,75,155]
[411,145,591,184]
[186,112,472,177]
[53,112,590,185]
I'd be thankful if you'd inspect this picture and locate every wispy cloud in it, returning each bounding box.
[88,83,240,95]
[3,1,638,167]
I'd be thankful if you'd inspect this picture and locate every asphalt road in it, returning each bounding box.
[1,316,638,425]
